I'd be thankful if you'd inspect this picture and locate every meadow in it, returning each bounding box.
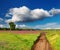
[0,30,60,50]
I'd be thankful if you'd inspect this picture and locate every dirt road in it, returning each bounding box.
[31,32,52,50]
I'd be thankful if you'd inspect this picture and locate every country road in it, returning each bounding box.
[31,32,52,50]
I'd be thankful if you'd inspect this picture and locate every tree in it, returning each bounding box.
[9,22,16,30]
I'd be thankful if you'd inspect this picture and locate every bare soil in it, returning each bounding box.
[31,32,52,50]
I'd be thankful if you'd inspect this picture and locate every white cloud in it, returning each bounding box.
[31,9,50,19]
[6,6,52,23]
[16,24,33,29]
[34,23,60,29]
[6,6,30,22]
[0,24,5,28]
[5,13,11,17]
[49,8,60,15]
[16,24,27,28]
[5,6,60,23]
[0,24,10,28]
[0,18,3,22]
[15,23,60,29]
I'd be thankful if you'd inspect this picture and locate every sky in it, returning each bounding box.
[0,0,60,29]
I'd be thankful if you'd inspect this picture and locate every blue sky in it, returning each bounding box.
[0,0,60,29]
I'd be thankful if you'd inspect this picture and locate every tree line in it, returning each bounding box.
[0,22,37,30]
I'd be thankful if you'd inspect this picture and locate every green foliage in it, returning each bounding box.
[9,22,15,30]
[0,30,60,50]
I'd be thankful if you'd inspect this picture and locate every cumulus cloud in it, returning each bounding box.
[0,18,3,22]
[6,6,31,22]
[5,6,51,23]
[31,9,51,19]
[5,6,60,23]
[49,8,60,15]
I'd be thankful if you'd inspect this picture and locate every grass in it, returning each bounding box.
[0,30,60,50]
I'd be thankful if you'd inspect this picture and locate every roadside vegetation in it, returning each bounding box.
[0,30,60,50]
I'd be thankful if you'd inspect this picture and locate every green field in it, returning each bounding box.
[0,30,60,50]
